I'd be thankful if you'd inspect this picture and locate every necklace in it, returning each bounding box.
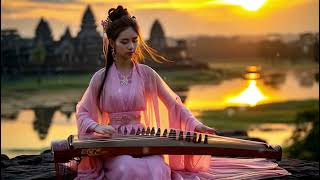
[118,70,132,86]
[114,60,134,86]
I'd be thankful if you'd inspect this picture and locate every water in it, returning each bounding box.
[247,122,312,148]
[1,110,78,158]
[1,70,318,158]
[185,71,318,110]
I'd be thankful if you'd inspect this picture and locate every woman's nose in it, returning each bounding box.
[128,42,134,50]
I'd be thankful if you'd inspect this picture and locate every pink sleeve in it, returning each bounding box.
[148,67,210,172]
[151,68,203,132]
[76,69,104,135]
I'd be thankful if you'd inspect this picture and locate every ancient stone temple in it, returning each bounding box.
[1,29,33,75]
[1,5,207,75]
[74,5,103,70]
[34,18,54,46]
[149,20,167,52]
[54,5,103,72]
[1,5,103,75]
[33,17,57,73]
[54,27,76,71]
[146,19,208,70]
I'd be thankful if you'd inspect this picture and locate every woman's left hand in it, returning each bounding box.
[195,124,218,135]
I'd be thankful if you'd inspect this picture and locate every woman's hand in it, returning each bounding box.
[195,124,217,135]
[94,124,116,135]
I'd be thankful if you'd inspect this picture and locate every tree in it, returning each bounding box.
[31,44,46,85]
[258,40,288,65]
[286,109,319,160]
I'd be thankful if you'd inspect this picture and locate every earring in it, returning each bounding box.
[112,48,116,61]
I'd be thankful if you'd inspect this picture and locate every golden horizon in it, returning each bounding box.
[1,0,318,40]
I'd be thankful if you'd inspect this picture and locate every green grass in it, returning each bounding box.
[158,69,241,90]
[199,99,319,130]
[1,74,92,95]
[1,68,240,95]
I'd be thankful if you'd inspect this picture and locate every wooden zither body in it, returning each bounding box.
[51,127,282,179]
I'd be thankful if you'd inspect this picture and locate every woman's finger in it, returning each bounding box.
[103,128,115,135]
[107,127,116,133]
[206,127,217,135]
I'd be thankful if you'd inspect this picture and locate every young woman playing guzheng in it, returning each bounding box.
[75,5,290,180]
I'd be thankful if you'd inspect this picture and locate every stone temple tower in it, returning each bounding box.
[60,27,72,42]
[76,5,102,67]
[149,19,167,52]
[34,18,54,46]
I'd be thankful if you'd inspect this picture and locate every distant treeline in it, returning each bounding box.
[188,34,319,62]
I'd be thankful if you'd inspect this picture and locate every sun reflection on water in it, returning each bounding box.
[227,80,268,107]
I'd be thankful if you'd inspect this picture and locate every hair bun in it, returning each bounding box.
[108,5,129,21]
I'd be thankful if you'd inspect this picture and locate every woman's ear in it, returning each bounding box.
[109,39,115,49]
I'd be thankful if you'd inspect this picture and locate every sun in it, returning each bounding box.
[224,0,266,11]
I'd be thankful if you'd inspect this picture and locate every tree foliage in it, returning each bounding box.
[31,44,46,65]
[286,109,319,160]
[31,44,46,85]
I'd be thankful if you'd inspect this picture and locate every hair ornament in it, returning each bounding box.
[101,17,112,33]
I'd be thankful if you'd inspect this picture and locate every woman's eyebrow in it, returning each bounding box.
[120,37,138,41]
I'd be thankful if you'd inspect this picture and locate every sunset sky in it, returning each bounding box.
[1,0,319,40]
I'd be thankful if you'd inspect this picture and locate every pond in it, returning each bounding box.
[185,70,318,110]
[247,122,313,148]
[1,70,318,158]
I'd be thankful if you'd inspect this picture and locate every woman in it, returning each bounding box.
[75,5,290,180]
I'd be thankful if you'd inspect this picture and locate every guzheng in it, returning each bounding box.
[52,127,282,163]
[52,127,282,178]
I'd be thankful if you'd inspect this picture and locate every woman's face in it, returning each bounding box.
[113,27,138,61]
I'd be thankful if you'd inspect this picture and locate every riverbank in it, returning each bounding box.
[0,67,240,119]
[199,99,319,130]
[2,60,318,93]
[1,68,238,95]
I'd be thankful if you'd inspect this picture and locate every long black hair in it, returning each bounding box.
[97,5,167,110]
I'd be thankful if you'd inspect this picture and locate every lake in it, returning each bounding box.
[1,70,318,158]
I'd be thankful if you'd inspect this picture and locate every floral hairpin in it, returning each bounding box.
[101,16,136,33]
[101,18,111,33]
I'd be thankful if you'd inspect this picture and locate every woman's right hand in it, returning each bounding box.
[94,124,116,135]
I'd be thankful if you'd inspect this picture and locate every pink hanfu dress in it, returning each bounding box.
[75,63,291,180]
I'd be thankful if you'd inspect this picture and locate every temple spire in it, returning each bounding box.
[80,5,97,30]
[34,17,53,45]
[60,27,72,41]
[149,19,167,51]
